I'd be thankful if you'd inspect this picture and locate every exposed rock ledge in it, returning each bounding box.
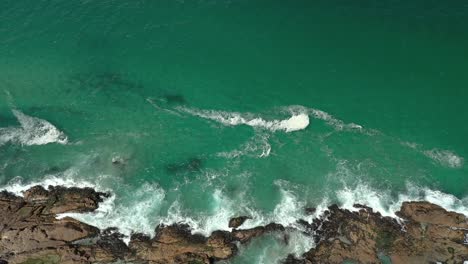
[0,186,467,264]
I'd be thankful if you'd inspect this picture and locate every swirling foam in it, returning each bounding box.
[423,148,464,168]
[2,171,97,197]
[402,142,464,169]
[337,183,468,218]
[217,133,272,158]
[308,108,363,131]
[0,110,68,146]
[59,182,165,244]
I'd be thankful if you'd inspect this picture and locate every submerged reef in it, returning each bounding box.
[0,186,467,264]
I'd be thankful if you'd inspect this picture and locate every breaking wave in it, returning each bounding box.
[0,110,68,146]
[59,182,165,244]
[337,183,468,218]
[2,173,467,251]
[177,106,310,133]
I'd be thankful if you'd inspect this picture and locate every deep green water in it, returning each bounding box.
[1,1,468,263]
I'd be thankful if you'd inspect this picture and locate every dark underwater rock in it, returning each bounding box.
[162,94,186,104]
[166,157,203,175]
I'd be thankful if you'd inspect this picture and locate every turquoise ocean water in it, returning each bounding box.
[1,1,468,262]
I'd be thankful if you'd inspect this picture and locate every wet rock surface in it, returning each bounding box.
[0,186,284,263]
[228,216,251,229]
[301,202,468,264]
[1,185,467,264]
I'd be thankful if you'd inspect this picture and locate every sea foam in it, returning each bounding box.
[336,183,468,218]
[216,133,271,159]
[0,110,68,146]
[423,148,464,168]
[2,171,97,197]
[59,182,165,244]
[402,142,464,169]
[177,106,309,133]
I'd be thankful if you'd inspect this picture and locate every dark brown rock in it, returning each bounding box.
[304,207,316,215]
[128,222,286,263]
[228,216,251,228]
[0,186,115,264]
[302,202,468,264]
[282,254,309,264]
[0,185,289,263]
[3,185,467,264]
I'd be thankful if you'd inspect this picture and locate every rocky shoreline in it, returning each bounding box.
[0,186,467,264]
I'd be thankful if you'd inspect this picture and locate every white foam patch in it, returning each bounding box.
[217,133,272,159]
[402,142,464,169]
[178,106,309,133]
[0,171,167,244]
[307,107,363,131]
[337,185,400,217]
[1,171,97,197]
[161,189,237,236]
[272,188,308,226]
[59,182,165,244]
[0,110,68,146]
[240,181,317,231]
[248,231,315,264]
[336,183,468,218]
[423,148,464,168]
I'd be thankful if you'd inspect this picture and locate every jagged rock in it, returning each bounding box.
[0,186,112,264]
[303,202,468,264]
[228,216,250,228]
[0,186,287,264]
[232,223,285,243]
[304,207,316,215]
[22,185,109,214]
[2,185,467,264]
[128,222,286,263]
[390,202,468,264]
[281,254,308,264]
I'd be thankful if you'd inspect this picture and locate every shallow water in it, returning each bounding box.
[1,0,468,262]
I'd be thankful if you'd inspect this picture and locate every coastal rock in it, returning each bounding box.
[303,202,468,264]
[2,185,468,264]
[129,224,236,263]
[0,186,112,263]
[0,186,286,264]
[128,223,286,263]
[304,207,316,215]
[228,216,250,228]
